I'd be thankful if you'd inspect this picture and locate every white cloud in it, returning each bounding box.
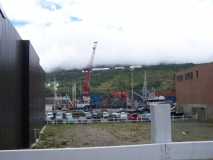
[1,0,213,71]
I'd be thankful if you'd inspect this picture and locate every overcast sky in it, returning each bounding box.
[1,0,213,71]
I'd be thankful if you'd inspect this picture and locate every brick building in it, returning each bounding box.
[176,63,213,120]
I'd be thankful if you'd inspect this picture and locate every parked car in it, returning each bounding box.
[108,114,116,121]
[64,112,74,123]
[46,112,54,122]
[55,112,64,122]
[78,116,87,123]
[103,111,109,119]
[92,112,98,119]
[97,112,103,119]
[142,113,151,121]
[136,106,145,112]
[108,112,120,121]
[72,110,85,118]
[84,112,92,119]
[128,113,142,121]
[120,112,128,120]
[112,112,120,119]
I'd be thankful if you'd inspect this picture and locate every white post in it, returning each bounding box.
[150,103,172,143]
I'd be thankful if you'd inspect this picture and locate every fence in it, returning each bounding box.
[46,115,193,125]
[46,118,150,124]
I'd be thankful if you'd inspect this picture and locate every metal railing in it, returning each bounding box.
[47,118,150,124]
[1,141,213,160]
[46,115,193,124]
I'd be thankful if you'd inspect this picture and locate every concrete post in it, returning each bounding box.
[150,103,172,143]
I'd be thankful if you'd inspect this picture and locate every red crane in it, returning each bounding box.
[82,41,98,103]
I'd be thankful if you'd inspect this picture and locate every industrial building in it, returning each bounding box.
[176,63,213,120]
[0,7,45,149]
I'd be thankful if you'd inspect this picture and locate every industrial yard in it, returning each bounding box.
[34,120,213,149]
[1,0,213,159]
[41,43,213,154]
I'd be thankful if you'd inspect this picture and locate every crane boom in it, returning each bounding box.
[82,41,98,103]
[87,41,97,69]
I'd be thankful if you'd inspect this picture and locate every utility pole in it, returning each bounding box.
[72,82,77,108]
[53,78,59,111]
[130,67,134,108]
[142,71,148,100]
[79,81,82,100]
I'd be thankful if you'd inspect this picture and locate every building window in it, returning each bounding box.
[184,72,193,80]
[196,70,199,79]
[176,75,183,81]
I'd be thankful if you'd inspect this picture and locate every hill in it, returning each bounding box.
[45,63,194,97]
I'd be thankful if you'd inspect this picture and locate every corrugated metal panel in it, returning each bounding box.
[0,12,45,149]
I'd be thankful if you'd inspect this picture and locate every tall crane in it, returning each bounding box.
[82,41,98,104]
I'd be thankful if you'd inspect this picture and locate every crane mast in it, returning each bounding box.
[82,41,98,104]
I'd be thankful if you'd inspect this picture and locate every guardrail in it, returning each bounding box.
[1,141,213,160]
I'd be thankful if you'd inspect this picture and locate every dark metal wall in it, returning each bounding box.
[0,10,45,149]
[28,42,45,146]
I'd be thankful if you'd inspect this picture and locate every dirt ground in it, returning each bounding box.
[172,120,213,142]
[34,120,213,149]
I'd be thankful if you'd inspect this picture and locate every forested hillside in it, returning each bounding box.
[45,63,194,97]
